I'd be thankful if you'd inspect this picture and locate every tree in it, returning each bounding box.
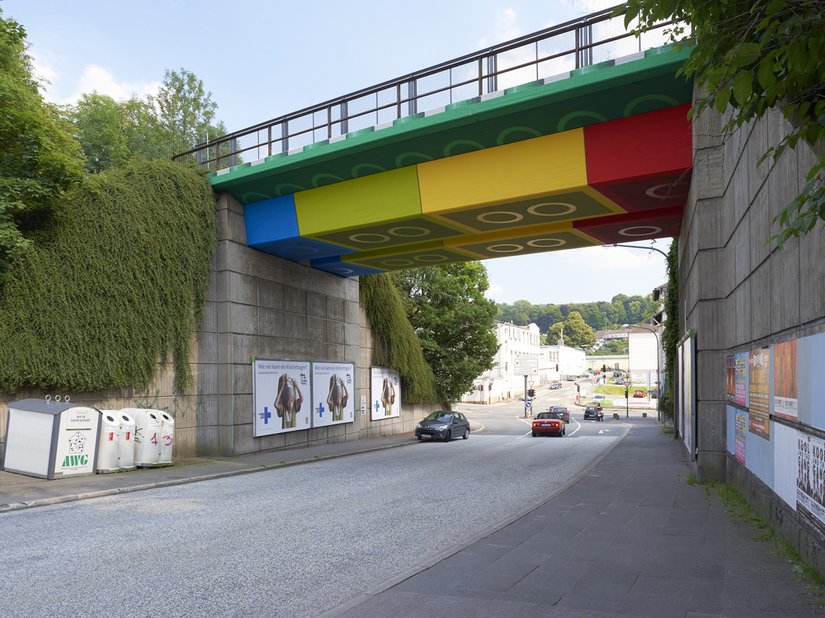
[151,68,226,157]
[0,9,83,283]
[391,263,499,403]
[547,311,596,350]
[70,93,131,174]
[621,0,825,246]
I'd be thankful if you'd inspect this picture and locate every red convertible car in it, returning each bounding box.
[531,411,566,437]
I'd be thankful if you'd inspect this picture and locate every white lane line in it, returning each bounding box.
[566,418,582,436]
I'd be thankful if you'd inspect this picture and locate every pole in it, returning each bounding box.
[523,374,529,418]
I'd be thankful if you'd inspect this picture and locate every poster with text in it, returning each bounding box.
[748,347,770,439]
[725,354,736,403]
[253,359,312,437]
[774,338,798,421]
[311,361,355,427]
[370,367,401,420]
[797,431,825,531]
[734,409,747,464]
[734,352,749,408]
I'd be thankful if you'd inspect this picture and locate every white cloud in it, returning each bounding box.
[71,64,161,103]
[566,0,617,12]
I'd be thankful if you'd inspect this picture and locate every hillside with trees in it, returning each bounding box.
[496,294,659,337]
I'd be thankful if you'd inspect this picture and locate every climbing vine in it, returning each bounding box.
[0,159,215,393]
[360,274,439,404]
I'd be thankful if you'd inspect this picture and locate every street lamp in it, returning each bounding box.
[606,242,669,259]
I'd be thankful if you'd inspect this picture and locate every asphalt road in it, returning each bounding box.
[0,398,625,617]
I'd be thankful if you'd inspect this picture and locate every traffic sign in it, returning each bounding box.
[525,401,532,410]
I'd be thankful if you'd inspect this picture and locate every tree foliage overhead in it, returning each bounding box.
[391,263,499,404]
[621,0,825,245]
[546,311,596,350]
[0,8,83,283]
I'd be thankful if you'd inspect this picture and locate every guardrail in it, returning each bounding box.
[173,6,676,172]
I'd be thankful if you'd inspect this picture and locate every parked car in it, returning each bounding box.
[415,411,470,442]
[550,406,570,423]
[532,411,565,437]
[549,382,562,390]
[615,377,625,385]
[633,389,645,398]
[592,393,606,402]
[584,406,604,421]
[649,389,658,399]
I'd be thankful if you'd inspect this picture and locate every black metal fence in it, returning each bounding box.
[173,6,675,172]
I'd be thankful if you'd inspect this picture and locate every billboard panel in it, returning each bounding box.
[253,359,312,437]
[734,352,749,408]
[748,346,770,439]
[773,421,797,509]
[774,339,798,421]
[312,361,355,427]
[797,431,825,531]
[734,408,747,465]
[370,367,401,420]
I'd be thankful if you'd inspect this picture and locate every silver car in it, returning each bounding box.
[415,411,470,442]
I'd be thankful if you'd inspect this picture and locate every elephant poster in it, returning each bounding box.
[253,359,311,437]
[312,361,355,427]
[370,367,400,421]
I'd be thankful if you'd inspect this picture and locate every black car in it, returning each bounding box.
[550,406,570,423]
[415,411,470,442]
[584,405,604,421]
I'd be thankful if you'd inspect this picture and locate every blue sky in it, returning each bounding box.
[3,0,671,305]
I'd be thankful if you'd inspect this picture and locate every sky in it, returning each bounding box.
[2,0,671,305]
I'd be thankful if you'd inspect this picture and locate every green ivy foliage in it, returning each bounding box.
[359,274,439,404]
[0,160,216,393]
[661,241,680,420]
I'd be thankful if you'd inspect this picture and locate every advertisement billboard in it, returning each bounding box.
[370,367,401,420]
[748,347,770,439]
[311,361,355,427]
[774,339,798,421]
[253,359,312,437]
[734,352,749,408]
[797,431,825,531]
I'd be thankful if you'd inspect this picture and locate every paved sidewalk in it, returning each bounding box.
[0,434,418,512]
[332,422,825,617]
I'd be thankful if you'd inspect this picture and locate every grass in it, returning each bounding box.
[688,476,825,599]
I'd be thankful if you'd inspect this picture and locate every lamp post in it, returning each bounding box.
[607,242,668,259]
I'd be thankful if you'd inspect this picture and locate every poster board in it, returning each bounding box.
[370,367,401,420]
[311,361,355,427]
[253,359,312,437]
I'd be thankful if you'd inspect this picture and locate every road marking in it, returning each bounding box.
[566,418,582,436]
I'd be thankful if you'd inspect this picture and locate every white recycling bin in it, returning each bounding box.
[96,411,122,473]
[118,411,136,471]
[158,411,175,466]
[3,398,101,479]
[124,408,163,467]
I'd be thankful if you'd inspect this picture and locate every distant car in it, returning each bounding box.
[550,406,570,423]
[584,406,604,421]
[592,393,606,401]
[415,411,470,442]
[566,375,576,381]
[649,389,658,399]
[615,377,625,385]
[633,389,645,398]
[549,382,562,390]
[532,411,565,437]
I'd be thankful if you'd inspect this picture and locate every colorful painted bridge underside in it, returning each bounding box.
[210,46,693,277]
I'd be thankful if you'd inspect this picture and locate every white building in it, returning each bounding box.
[462,322,586,404]
[462,322,541,404]
[628,327,661,389]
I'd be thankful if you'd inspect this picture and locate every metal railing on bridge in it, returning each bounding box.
[173,6,677,172]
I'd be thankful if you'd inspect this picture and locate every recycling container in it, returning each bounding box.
[118,411,136,471]
[124,408,163,467]
[158,411,175,466]
[96,411,122,473]
[3,398,101,479]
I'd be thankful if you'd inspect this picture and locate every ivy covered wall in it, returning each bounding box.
[0,160,216,394]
